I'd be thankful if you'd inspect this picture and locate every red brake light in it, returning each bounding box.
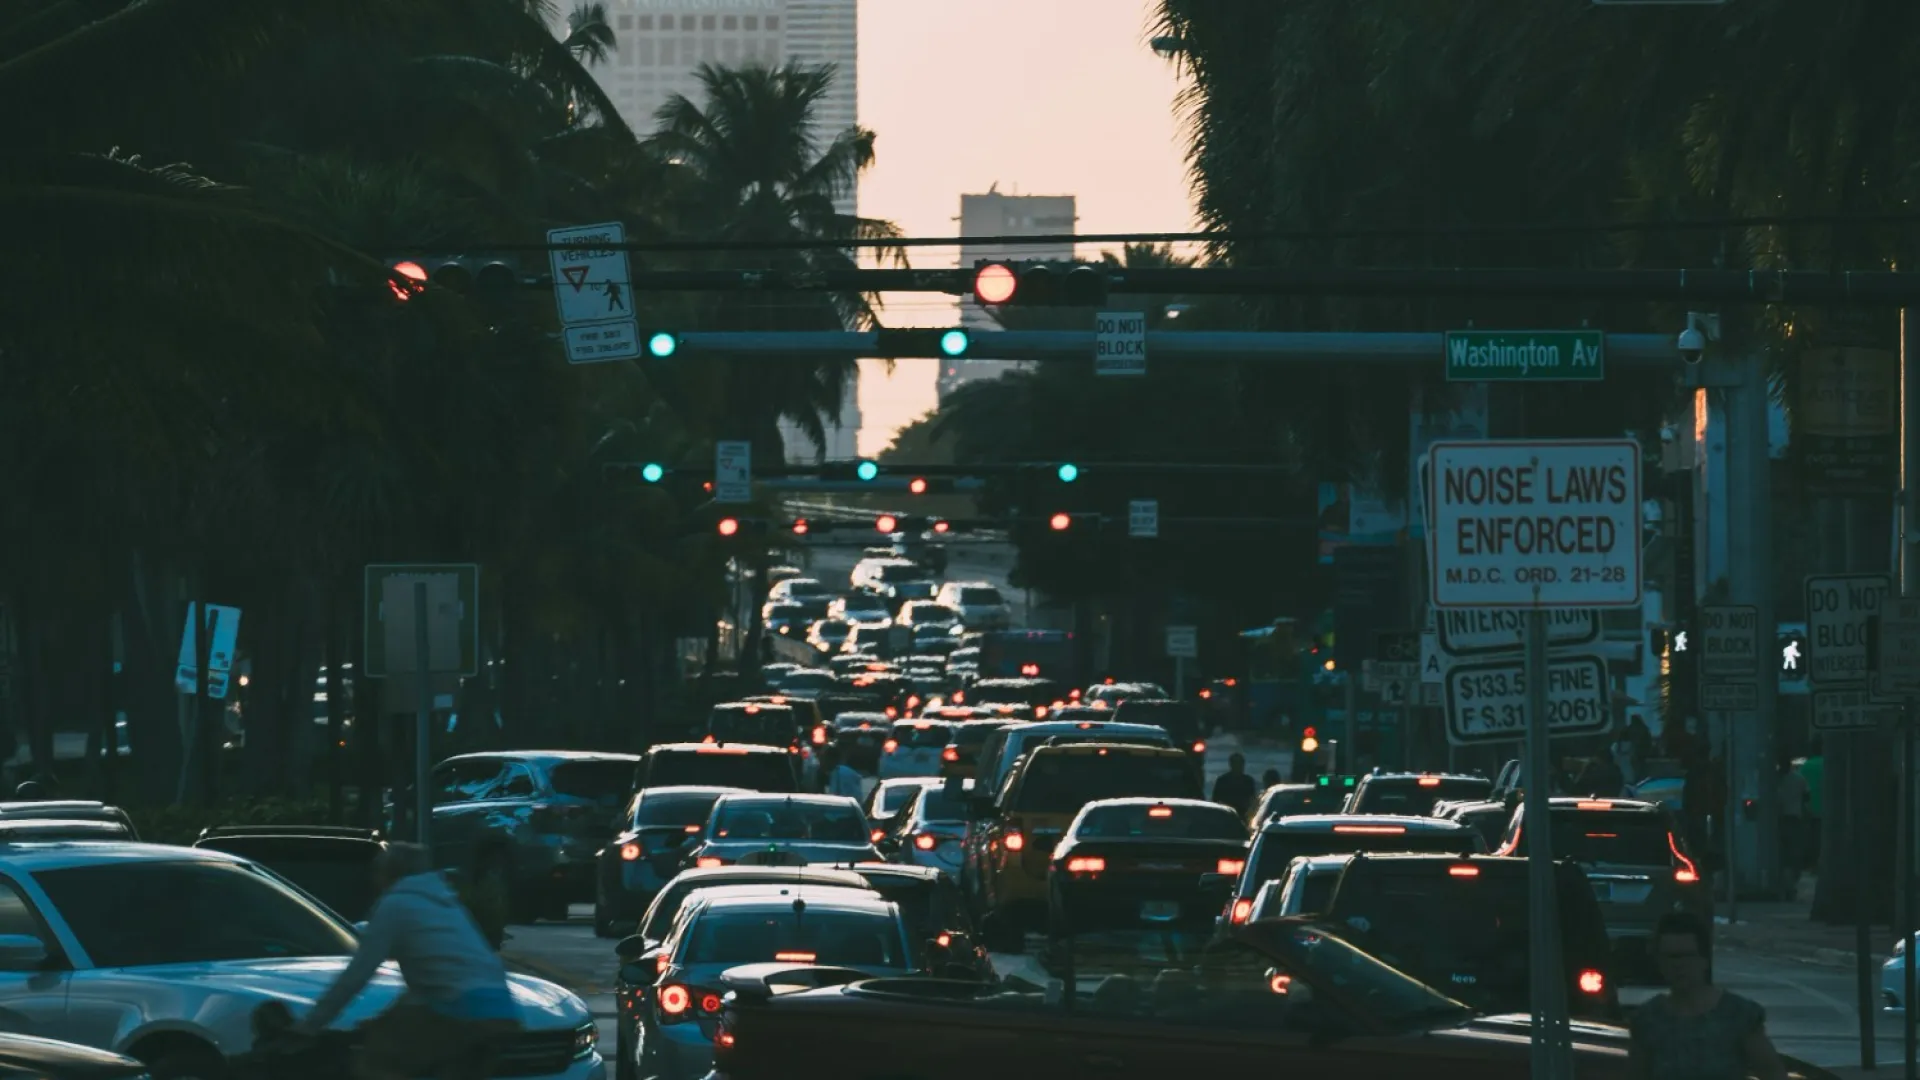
[1035,707,1048,718]
[1066,856,1106,873]
[1192,741,1207,754]
[871,829,886,843]
[935,932,952,948]
[697,857,723,868]
[1269,972,1292,994]
[1333,824,1406,835]
[684,824,701,833]
[1231,898,1254,923]
[915,833,937,851]
[1077,722,1095,730]
[1217,858,1245,875]
[697,745,749,754]
[1449,865,1479,878]
[812,726,827,745]
[1148,806,1173,818]
[1004,831,1026,852]
[702,734,716,743]
[658,984,691,1014]
[1576,800,1614,810]
[620,843,643,861]
[1669,831,1700,882]
[699,992,724,1014]
[774,951,817,963]
[1578,969,1605,995]
[1417,777,1443,787]
[942,746,959,762]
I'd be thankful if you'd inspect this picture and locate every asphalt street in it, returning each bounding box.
[798,538,1032,626]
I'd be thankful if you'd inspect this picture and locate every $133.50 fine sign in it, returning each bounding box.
[1443,654,1611,746]
[1427,439,1642,609]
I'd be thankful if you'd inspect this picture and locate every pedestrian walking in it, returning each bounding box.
[1776,757,1809,891]
[1629,910,1787,1080]
[1211,752,1257,818]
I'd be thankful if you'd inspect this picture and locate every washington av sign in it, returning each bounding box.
[1428,439,1642,610]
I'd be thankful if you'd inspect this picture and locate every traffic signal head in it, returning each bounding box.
[939,330,969,358]
[1049,512,1072,532]
[717,517,740,537]
[856,460,880,482]
[876,514,899,534]
[973,262,1018,305]
[1300,726,1320,753]
[388,261,428,301]
[908,477,929,495]
[875,328,970,358]
[647,332,679,358]
[640,462,666,483]
[1056,463,1079,483]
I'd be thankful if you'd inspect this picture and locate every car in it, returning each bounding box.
[1220,814,1483,927]
[0,842,598,1079]
[963,677,1064,718]
[883,780,972,878]
[775,667,840,699]
[828,711,892,773]
[638,889,918,1080]
[1108,699,1209,765]
[1081,682,1167,707]
[426,749,638,922]
[1494,797,1707,978]
[827,593,893,628]
[0,819,133,843]
[634,742,799,794]
[1885,933,1912,1016]
[0,802,137,837]
[0,1032,149,1080]
[864,778,940,838]
[932,582,1013,630]
[837,863,993,981]
[972,718,1176,799]
[1246,781,1350,827]
[593,786,748,937]
[1321,852,1622,1021]
[937,719,1017,781]
[803,620,853,657]
[761,603,808,638]
[850,558,925,595]
[1431,799,1514,851]
[1342,771,1494,817]
[192,827,386,923]
[1249,854,1350,920]
[878,717,952,779]
[683,794,882,869]
[896,601,960,629]
[1046,798,1247,937]
[704,701,803,752]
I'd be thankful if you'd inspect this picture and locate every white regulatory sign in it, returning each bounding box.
[1874,596,1920,697]
[1128,499,1159,539]
[1443,654,1610,746]
[714,441,752,504]
[1434,608,1599,656]
[1094,312,1147,376]
[548,221,641,364]
[1428,439,1642,609]
[1804,573,1891,686]
[1811,688,1897,731]
[176,602,243,699]
[1164,625,1198,659]
[1699,605,1761,679]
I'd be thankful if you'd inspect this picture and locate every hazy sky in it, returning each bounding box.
[852,0,1196,454]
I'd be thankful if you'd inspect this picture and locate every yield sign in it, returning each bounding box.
[561,266,590,291]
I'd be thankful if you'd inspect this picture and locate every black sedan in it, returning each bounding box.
[1046,797,1248,937]
[594,785,747,937]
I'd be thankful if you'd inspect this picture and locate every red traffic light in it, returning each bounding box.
[389,260,428,301]
[1302,726,1317,740]
[1048,512,1072,531]
[791,518,809,536]
[932,520,951,534]
[973,262,1018,305]
[876,514,899,534]
[908,477,929,495]
[717,518,740,537]
[1019,663,1041,677]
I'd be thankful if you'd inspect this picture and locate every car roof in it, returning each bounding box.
[676,883,875,907]
[1026,741,1186,759]
[713,793,860,808]
[1287,854,1358,873]
[1079,797,1234,813]
[0,841,245,872]
[1360,771,1487,783]
[691,890,898,918]
[874,777,939,791]
[1260,814,1468,833]
[640,786,754,799]
[649,742,790,756]
[1009,720,1167,736]
[667,866,870,889]
[441,749,638,764]
[844,862,943,882]
[1547,797,1662,813]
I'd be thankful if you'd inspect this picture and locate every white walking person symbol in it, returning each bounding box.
[1781,640,1801,670]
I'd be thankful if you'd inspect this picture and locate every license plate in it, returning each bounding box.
[1140,901,1181,921]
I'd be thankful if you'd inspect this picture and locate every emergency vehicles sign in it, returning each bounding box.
[1427,439,1642,610]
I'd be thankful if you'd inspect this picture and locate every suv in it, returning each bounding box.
[1497,797,1707,977]
[967,743,1202,947]
[1220,814,1481,927]
[972,718,1175,798]
[705,702,802,750]
[1323,853,1622,1021]
[635,742,799,794]
[1344,772,1494,817]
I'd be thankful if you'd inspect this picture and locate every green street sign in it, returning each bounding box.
[363,563,480,678]
[1444,330,1605,382]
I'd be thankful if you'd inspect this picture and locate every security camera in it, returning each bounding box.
[1677,327,1706,365]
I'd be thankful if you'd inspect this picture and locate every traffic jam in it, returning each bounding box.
[567,565,1837,1080]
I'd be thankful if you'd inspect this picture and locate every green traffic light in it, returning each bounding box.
[1057,463,1079,483]
[640,463,665,483]
[856,460,880,482]
[647,332,678,358]
[939,330,969,358]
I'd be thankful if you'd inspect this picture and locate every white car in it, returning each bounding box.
[0,842,603,1079]
[932,582,1012,631]
[878,719,953,780]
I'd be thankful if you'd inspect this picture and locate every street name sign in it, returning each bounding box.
[364,564,479,678]
[1700,682,1759,711]
[1434,607,1600,656]
[1443,654,1610,746]
[1444,331,1605,383]
[1804,573,1891,686]
[1699,604,1760,680]
[714,441,752,504]
[1428,439,1642,610]
[1128,499,1160,538]
[1165,625,1198,659]
[1870,595,1920,697]
[548,221,640,364]
[1811,688,1897,731]
[175,602,242,699]
[1094,312,1147,376]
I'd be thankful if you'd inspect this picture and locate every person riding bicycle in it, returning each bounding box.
[291,842,522,1079]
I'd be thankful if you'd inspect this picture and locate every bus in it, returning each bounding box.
[977,630,1080,684]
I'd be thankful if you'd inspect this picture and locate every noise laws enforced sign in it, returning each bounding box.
[1427,439,1642,610]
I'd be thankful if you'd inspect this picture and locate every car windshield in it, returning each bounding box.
[813,622,850,641]
[637,792,730,827]
[1268,870,1341,917]
[1012,754,1200,814]
[34,859,357,967]
[875,564,922,584]
[196,838,383,922]
[709,708,795,745]
[548,761,633,807]
[1540,814,1675,865]
[1248,828,1476,886]
[712,800,869,843]
[1256,786,1348,821]
[783,580,829,597]
[646,751,796,792]
[875,783,927,815]
[1075,803,1246,840]
[783,671,838,692]
[681,908,906,968]
[1351,778,1494,817]
[890,721,952,748]
[917,786,969,823]
[767,604,805,620]
[958,587,1003,605]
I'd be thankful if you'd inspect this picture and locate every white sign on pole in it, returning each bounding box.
[1699,604,1761,679]
[1164,625,1198,659]
[548,221,640,364]
[1094,312,1148,376]
[1420,631,1447,683]
[1443,654,1610,746]
[175,603,242,699]
[1873,596,1920,696]
[1434,608,1600,656]
[714,441,752,504]
[1804,573,1892,686]
[1128,499,1160,539]
[1428,440,1642,609]
[1811,688,1898,731]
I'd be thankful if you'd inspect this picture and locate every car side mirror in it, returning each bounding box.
[0,934,47,971]
[615,934,650,961]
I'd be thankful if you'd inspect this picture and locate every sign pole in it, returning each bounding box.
[1905,696,1916,1080]
[413,581,433,850]
[195,603,213,803]
[1861,753,1879,1070]
[1725,721,1739,925]
[1524,602,1573,1080]
[1174,656,1186,702]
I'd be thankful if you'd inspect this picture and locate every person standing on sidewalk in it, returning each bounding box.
[1776,758,1810,894]
[1629,911,1787,1080]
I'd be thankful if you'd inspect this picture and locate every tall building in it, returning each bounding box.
[938,190,1078,400]
[587,0,858,215]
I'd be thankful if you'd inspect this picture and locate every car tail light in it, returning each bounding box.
[935,932,952,948]
[1216,858,1245,875]
[952,691,965,703]
[715,1012,736,1050]
[812,726,828,745]
[620,843,643,861]
[1578,969,1605,995]
[699,992,725,1014]
[1449,865,1480,878]
[658,984,691,1016]
[886,707,899,719]
[1035,707,1048,718]
[1417,777,1442,787]
[1192,741,1207,754]
[871,829,887,843]
[915,834,937,851]
[1004,831,1025,852]
[1231,897,1253,923]
[1669,832,1700,883]
[697,857,724,868]
[684,824,701,834]
[702,734,716,743]
[1066,856,1105,873]
[697,745,748,755]
[1333,825,1405,835]
[1148,806,1173,818]
[884,740,899,753]
[942,746,959,762]
[1269,972,1292,994]
[774,951,817,963]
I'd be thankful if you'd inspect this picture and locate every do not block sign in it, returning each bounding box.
[1094,312,1147,376]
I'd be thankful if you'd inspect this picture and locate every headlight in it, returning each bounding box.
[572,1020,598,1058]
